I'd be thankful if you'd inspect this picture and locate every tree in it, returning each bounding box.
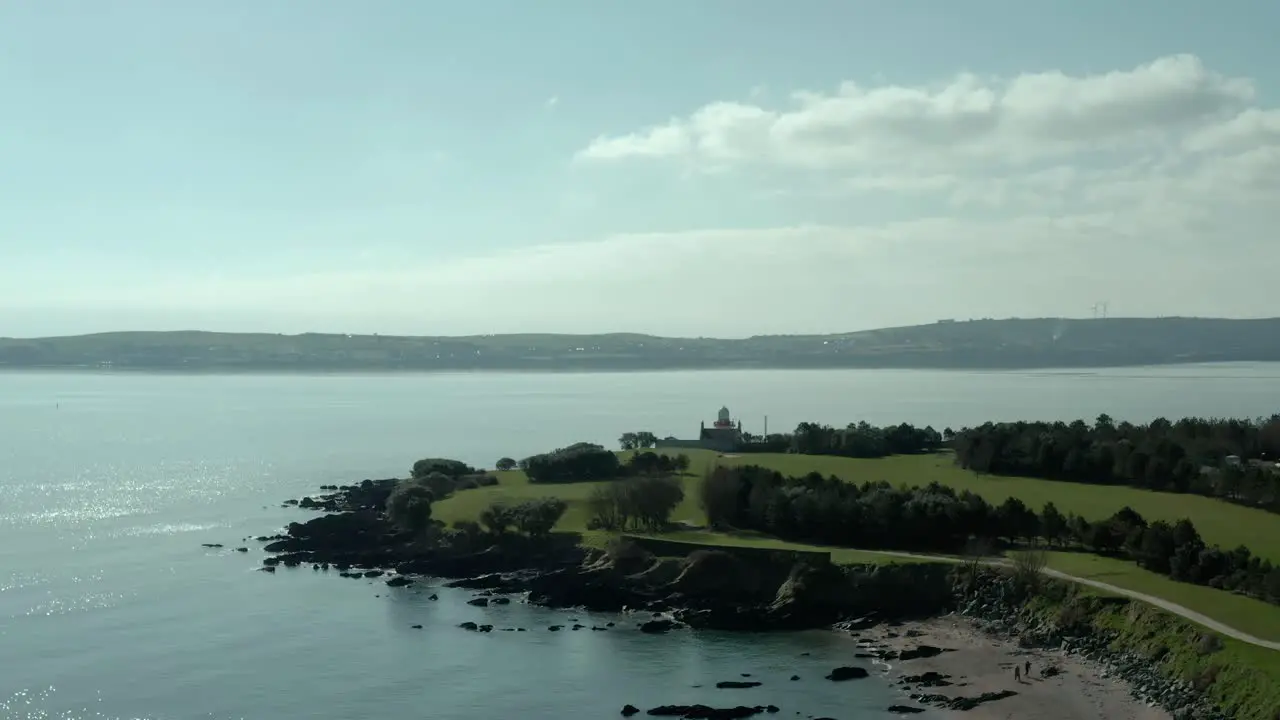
[411,457,475,479]
[524,442,622,483]
[1010,548,1048,590]
[479,502,515,535]
[587,485,625,530]
[495,457,517,471]
[620,431,658,450]
[513,497,568,539]
[588,476,685,531]
[1039,502,1067,546]
[995,497,1038,543]
[673,453,691,473]
[385,481,434,533]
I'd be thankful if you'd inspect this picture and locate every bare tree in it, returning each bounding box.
[960,537,994,589]
[1010,547,1049,590]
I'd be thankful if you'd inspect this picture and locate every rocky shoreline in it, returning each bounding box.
[951,576,1228,720]
[253,479,956,633]
[246,480,1230,719]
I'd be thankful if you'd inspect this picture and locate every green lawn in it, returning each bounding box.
[431,466,928,566]
[1045,552,1280,642]
[711,450,1280,563]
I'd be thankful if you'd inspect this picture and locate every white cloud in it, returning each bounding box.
[544,95,559,109]
[6,55,1279,338]
[577,54,1263,175]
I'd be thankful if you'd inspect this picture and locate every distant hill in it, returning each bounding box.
[2,317,1279,372]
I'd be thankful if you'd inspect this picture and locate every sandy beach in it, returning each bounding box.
[858,615,1173,720]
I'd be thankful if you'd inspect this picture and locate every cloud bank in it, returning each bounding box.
[8,55,1280,337]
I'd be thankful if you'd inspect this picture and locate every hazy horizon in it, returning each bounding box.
[6,313,1280,342]
[4,1,1279,338]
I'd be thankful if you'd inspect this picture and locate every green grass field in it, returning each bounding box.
[430,448,1280,643]
[1044,552,1280,642]
[710,450,1280,563]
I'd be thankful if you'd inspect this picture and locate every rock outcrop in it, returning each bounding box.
[254,484,958,632]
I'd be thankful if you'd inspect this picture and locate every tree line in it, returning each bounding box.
[698,464,1280,607]
[619,421,944,458]
[952,414,1280,513]
[520,444,690,484]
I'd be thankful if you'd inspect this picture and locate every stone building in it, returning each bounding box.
[655,405,744,453]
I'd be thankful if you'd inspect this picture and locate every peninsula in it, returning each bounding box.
[238,411,1280,719]
[5,316,1280,372]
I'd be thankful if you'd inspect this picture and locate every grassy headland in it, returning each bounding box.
[431,447,1280,640]
[5,316,1280,371]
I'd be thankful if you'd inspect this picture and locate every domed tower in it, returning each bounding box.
[714,405,733,428]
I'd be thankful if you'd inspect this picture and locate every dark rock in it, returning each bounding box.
[622,705,640,717]
[825,666,869,681]
[459,622,479,631]
[493,597,511,605]
[946,690,1017,711]
[235,547,248,552]
[428,594,438,600]
[478,624,493,632]
[410,624,423,629]
[259,565,276,573]
[363,570,383,578]
[898,645,945,661]
[644,705,764,719]
[549,625,563,631]
[765,707,778,714]
[715,681,761,689]
[789,675,799,681]
[467,597,490,607]
[902,672,951,688]
[887,705,925,714]
[385,575,413,587]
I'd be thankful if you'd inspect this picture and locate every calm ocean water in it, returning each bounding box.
[3,365,1279,720]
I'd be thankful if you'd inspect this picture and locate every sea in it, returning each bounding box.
[3,364,1280,720]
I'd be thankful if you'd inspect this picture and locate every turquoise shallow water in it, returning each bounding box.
[3,366,1278,719]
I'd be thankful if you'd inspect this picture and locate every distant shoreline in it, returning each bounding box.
[5,318,1278,373]
[3,359,1280,376]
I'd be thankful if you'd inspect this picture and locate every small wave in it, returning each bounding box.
[19,589,132,618]
[0,572,51,594]
[0,687,157,720]
[112,521,226,538]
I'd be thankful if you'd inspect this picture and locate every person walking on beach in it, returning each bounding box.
[1025,660,1031,677]
[1014,666,1021,682]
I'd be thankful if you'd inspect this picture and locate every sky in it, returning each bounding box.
[2,1,1279,338]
